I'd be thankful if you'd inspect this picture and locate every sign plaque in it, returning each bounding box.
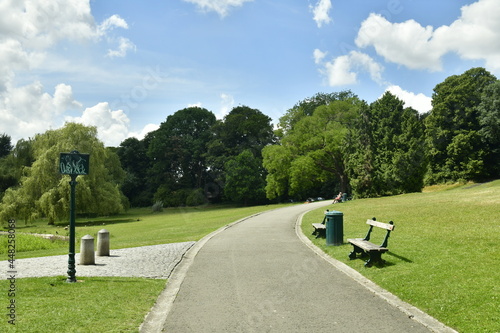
[59,152,90,175]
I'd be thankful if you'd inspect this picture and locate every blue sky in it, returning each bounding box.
[1,0,499,146]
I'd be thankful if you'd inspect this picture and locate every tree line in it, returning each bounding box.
[0,67,499,222]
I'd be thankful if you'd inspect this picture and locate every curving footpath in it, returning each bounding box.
[140,202,457,333]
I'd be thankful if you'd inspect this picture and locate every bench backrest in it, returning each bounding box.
[364,218,394,248]
[366,219,394,231]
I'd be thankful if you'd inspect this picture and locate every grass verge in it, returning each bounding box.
[0,276,166,333]
[302,180,500,333]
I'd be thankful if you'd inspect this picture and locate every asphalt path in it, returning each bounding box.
[143,201,454,333]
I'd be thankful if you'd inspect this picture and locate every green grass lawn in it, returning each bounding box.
[302,180,500,333]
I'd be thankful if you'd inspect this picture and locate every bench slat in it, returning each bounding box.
[366,219,394,230]
[312,223,325,229]
[347,238,389,252]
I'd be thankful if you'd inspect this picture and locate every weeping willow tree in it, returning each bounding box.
[0,123,126,224]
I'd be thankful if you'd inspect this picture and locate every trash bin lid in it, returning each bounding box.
[325,210,343,216]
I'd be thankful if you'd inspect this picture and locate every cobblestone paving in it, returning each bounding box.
[1,242,195,279]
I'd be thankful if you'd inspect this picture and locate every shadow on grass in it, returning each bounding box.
[73,218,140,226]
[386,251,413,263]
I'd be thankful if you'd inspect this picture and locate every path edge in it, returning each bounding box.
[294,210,459,333]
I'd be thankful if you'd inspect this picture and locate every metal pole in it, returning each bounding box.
[67,174,78,283]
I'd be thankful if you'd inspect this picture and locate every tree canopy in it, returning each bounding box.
[0,123,126,223]
[345,92,426,197]
[425,67,498,183]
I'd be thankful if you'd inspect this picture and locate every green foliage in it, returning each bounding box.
[263,145,292,200]
[186,188,207,206]
[0,234,66,254]
[0,133,13,158]
[151,200,163,212]
[148,107,216,205]
[478,81,500,178]
[0,123,126,223]
[0,138,35,198]
[278,90,357,135]
[264,96,363,200]
[224,150,266,205]
[117,137,152,207]
[425,67,498,184]
[345,92,426,197]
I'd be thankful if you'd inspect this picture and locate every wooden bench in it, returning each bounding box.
[347,218,395,267]
[311,213,328,238]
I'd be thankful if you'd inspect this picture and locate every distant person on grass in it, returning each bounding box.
[333,192,342,204]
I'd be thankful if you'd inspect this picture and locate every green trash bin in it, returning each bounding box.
[325,210,343,246]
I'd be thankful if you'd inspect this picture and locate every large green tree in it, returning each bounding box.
[148,107,216,206]
[425,67,497,183]
[0,134,13,158]
[477,81,500,179]
[0,123,126,224]
[277,91,357,135]
[264,97,362,200]
[224,150,267,205]
[207,106,276,202]
[345,92,426,197]
[117,137,152,207]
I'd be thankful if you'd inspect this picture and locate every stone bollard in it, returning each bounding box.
[97,229,110,256]
[80,235,95,265]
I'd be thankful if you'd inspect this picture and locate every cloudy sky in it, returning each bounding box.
[1,0,499,146]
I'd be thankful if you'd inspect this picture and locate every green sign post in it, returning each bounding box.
[59,151,90,283]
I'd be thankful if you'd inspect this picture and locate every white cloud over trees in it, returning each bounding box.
[355,0,500,72]
[384,85,432,114]
[0,0,138,146]
[315,50,384,86]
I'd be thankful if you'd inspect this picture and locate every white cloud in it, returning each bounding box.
[313,48,327,64]
[66,103,130,147]
[188,102,203,108]
[128,123,160,141]
[0,82,82,142]
[0,1,136,146]
[356,14,443,71]
[356,0,500,72]
[220,93,235,118]
[310,0,332,28]
[107,37,136,58]
[98,14,129,36]
[384,85,432,114]
[183,0,254,17]
[317,51,384,86]
[434,0,500,71]
[53,84,83,110]
[0,0,96,49]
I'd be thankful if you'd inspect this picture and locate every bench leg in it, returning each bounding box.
[365,252,384,267]
[349,245,365,260]
[313,228,326,238]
